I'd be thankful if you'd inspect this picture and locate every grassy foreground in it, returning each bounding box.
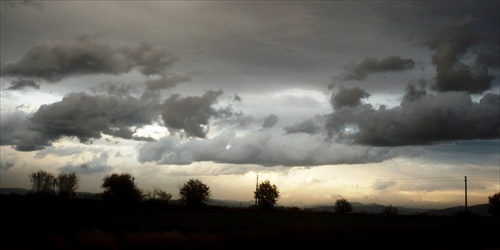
[2,195,499,250]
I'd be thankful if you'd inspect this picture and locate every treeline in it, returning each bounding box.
[10,170,500,216]
[19,170,282,210]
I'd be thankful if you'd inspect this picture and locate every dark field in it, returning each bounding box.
[2,195,499,250]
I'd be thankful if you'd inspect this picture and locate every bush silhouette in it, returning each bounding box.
[254,180,280,209]
[382,204,398,216]
[101,173,143,204]
[144,187,172,206]
[488,192,500,217]
[334,198,352,214]
[179,178,211,207]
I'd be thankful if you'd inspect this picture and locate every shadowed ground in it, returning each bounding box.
[2,195,499,250]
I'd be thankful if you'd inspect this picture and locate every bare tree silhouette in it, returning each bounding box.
[29,170,56,196]
[56,172,79,198]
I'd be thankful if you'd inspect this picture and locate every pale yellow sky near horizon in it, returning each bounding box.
[2,142,498,210]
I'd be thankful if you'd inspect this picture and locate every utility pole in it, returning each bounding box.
[464,176,467,213]
[255,175,259,206]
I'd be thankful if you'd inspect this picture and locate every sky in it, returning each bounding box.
[1,0,499,209]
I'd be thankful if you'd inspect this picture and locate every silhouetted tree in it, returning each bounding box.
[254,180,280,209]
[145,187,172,205]
[488,192,500,217]
[179,179,211,207]
[29,170,56,196]
[334,198,352,214]
[382,204,398,216]
[56,172,79,198]
[101,173,143,204]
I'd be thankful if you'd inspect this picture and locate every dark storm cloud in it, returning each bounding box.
[330,86,370,110]
[261,114,279,129]
[0,111,46,151]
[138,131,411,166]
[2,1,499,170]
[327,92,500,146]
[120,42,179,76]
[2,93,161,151]
[91,82,137,97]
[1,90,237,151]
[334,56,416,82]
[476,45,500,69]
[145,75,191,91]
[1,36,178,83]
[161,90,234,138]
[0,111,29,144]
[325,105,370,138]
[425,17,496,93]
[7,79,39,90]
[402,80,427,103]
[32,93,159,140]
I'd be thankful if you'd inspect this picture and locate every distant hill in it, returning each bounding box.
[310,202,429,215]
[206,199,255,208]
[206,199,494,216]
[0,188,32,195]
[0,187,96,198]
[424,204,490,216]
[1,188,492,216]
[308,202,492,216]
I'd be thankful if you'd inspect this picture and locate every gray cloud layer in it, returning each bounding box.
[161,90,234,138]
[1,91,238,151]
[334,56,416,82]
[1,89,235,151]
[7,79,40,90]
[58,152,113,175]
[284,115,326,135]
[326,92,499,146]
[1,2,498,169]
[330,87,371,110]
[138,131,414,166]
[2,36,178,84]
[262,114,279,129]
[425,18,496,93]
[145,75,191,92]
[1,93,160,151]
